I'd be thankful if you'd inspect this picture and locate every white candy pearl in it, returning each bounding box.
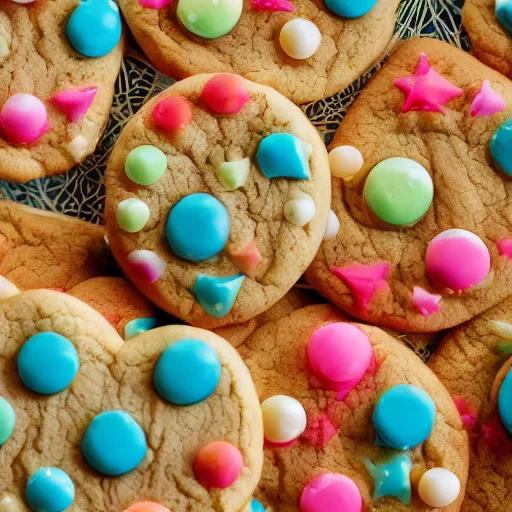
[279,19,321,60]
[261,395,307,444]
[284,194,316,227]
[324,210,340,240]
[418,468,460,507]
[328,145,364,180]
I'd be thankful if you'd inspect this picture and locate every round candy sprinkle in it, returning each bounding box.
[0,397,15,446]
[372,384,436,450]
[283,194,316,227]
[116,198,150,233]
[324,210,340,241]
[17,332,80,395]
[328,146,363,181]
[82,411,147,476]
[193,441,243,489]
[279,19,321,60]
[261,395,307,444]
[364,157,433,226]
[324,0,377,17]
[201,75,250,115]
[152,96,193,133]
[166,193,230,262]
[425,229,490,292]
[125,145,168,186]
[26,468,75,512]
[123,502,172,512]
[126,250,166,283]
[418,468,460,507]
[300,473,362,512]
[153,339,221,405]
[499,368,512,435]
[177,0,243,39]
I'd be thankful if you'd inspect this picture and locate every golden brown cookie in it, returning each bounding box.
[105,74,331,329]
[117,0,400,104]
[306,38,512,333]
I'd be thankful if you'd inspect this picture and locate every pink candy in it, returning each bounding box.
[201,75,250,115]
[138,0,171,7]
[470,80,506,117]
[497,238,512,259]
[51,87,98,122]
[229,239,262,278]
[126,250,166,283]
[251,0,295,12]
[193,441,243,489]
[412,286,441,317]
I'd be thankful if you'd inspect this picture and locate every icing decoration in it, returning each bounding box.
[373,384,436,450]
[330,262,390,311]
[124,317,158,340]
[499,368,512,436]
[193,441,243,489]
[124,503,172,512]
[324,0,377,17]
[66,0,122,58]
[126,250,166,283]
[324,210,340,241]
[412,286,441,317]
[250,498,266,512]
[116,198,150,233]
[328,145,363,181]
[261,395,307,444]
[425,229,490,292]
[51,87,98,122]
[125,145,168,186]
[0,397,15,446]
[251,0,294,12]
[139,0,172,8]
[307,323,373,400]
[283,194,316,227]
[300,473,362,512]
[470,80,506,117]
[177,0,243,39]
[201,75,250,115]
[364,158,433,226]
[364,454,412,504]
[26,468,75,512]
[153,339,221,405]
[257,133,311,180]
[0,93,49,144]
[82,411,147,476]
[496,0,512,35]
[452,397,478,430]
[497,238,512,258]
[229,239,262,278]
[216,158,251,191]
[192,274,245,317]
[302,413,337,449]
[152,96,193,132]
[66,135,89,162]
[490,118,512,176]
[17,332,79,395]
[394,53,464,113]
[418,468,461,508]
[166,193,230,262]
[279,19,321,60]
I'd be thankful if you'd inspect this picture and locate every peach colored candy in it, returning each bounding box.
[200,75,250,115]
[193,441,243,489]
[123,502,172,512]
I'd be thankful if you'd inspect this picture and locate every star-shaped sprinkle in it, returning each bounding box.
[394,53,464,114]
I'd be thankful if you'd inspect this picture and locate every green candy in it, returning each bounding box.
[364,157,433,226]
[125,145,168,186]
[116,198,150,233]
[177,0,243,39]
[0,397,15,446]
[216,158,250,191]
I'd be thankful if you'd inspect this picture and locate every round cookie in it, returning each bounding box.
[306,38,512,333]
[0,289,263,511]
[105,74,331,329]
[0,0,124,181]
[238,304,469,511]
[117,0,400,104]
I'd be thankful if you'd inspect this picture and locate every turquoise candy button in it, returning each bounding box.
[364,454,412,504]
[66,0,122,58]
[499,368,512,435]
[166,193,230,262]
[372,384,436,450]
[251,498,266,511]
[256,134,311,180]
[17,332,80,395]
[26,468,75,512]
[124,317,158,340]
[496,0,512,35]
[193,274,245,318]
[490,118,512,176]
[82,411,147,476]
[0,397,15,446]
[324,0,377,17]
[153,339,221,405]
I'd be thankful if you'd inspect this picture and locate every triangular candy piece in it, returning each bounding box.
[51,87,98,122]
[193,274,245,318]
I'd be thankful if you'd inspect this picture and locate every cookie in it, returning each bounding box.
[105,73,331,329]
[0,289,263,511]
[238,304,469,511]
[306,38,512,333]
[0,0,124,181]
[117,0,400,104]
[0,201,109,290]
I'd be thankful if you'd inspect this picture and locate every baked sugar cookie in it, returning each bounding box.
[307,38,512,332]
[105,74,331,329]
[0,0,124,181]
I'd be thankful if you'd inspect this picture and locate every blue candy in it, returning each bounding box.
[251,498,266,511]
[124,317,158,340]
[499,368,512,435]
[324,0,378,17]
[193,274,245,318]
[154,339,221,405]
[66,0,122,58]
[496,0,512,35]
[17,332,80,395]
[490,118,512,176]
[26,468,75,512]
[166,193,230,262]
[364,454,412,504]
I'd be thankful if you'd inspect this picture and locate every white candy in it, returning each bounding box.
[261,395,307,444]
[279,19,321,60]
[284,193,316,227]
[324,210,340,240]
[328,145,364,180]
[65,135,89,163]
[418,468,460,508]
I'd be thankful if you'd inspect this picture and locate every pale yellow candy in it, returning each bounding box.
[279,19,321,60]
[328,145,364,180]
[283,193,316,227]
[324,209,340,240]
[261,395,307,443]
[418,468,460,508]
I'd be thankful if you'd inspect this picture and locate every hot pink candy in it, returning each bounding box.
[497,238,512,259]
[126,250,166,283]
[251,0,295,12]
[412,286,441,317]
[139,0,171,7]
[51,87,98,122]
[470,80,505,118]
[201,75,250,115]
